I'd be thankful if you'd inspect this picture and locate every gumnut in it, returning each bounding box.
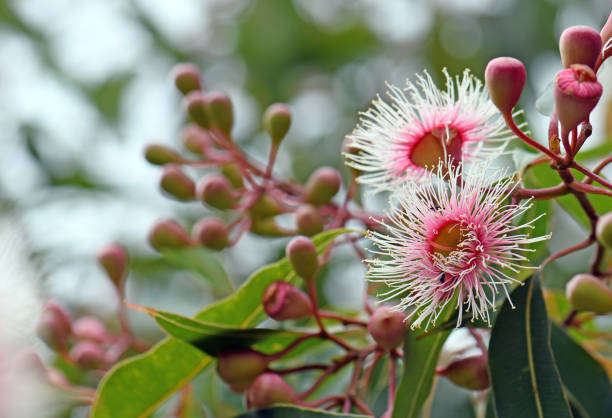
[185,91,210,128]
[250,216,288,237]
[148,219,193,251]
[559,26,602,69]
[484,57,526,115]
[193,217,229,251]
[262,282,312,320]
[554,64,602,136]
[183,124,213,155]
[36,300,72,350]
[295,204,324,236]
[596,211,612,250]
[250,193,283,217]
[566,273,612,315]
[172,62,201,95]
[72,316,109,343]
[304,167,342,205]
[160,165,195,201]
[70,341,106,369]
[368,306,407,349]
[216,347,269,392]
[97,243,128,287]
[220,163,244,189]
[205,91,234,134]
[286,236,318,279]
[144,144,181,166]
[263,103,292,144]
[197,175,235,210]
[245,373,298,409]
[436,355,490,390]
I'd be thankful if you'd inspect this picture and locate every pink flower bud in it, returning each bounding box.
[559,26,602,69]
[436,355,490,390]
[596,212,612,250]
[205,91,234,134]
[304,167,342,205]
[295,204,324,236]
[263,103,292,144]
[484,57,526,115]
[144,144,181,166]
[220,163,244,189]
[70,341,106,369]
[197,175,235,210]
[97,243,128,287]
[160,165,196,201]
[554,64,602,136]
[566,273,612,315]
[193,217,229,251]
[368,306,407,349]
[148,219,193,251]
[184,91,210,128]
[72,316,109,343]
[36,300,72,350]
[216,348,269,392]
[171,63,201,95]
[286,236,318,279]
[183,124,213,155]
[262,282,312,320]
[245,373,297,409]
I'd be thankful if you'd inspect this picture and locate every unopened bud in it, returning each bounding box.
[193,217,229,251]
[251,193,283,217]
[185,91,210,128]
[559,26,602,69]
[436,355,490,390]
[197,175,235,210]
[295,205,324,236]
[205,91,234,134]
[484,57,526,115]
[97,243,128,287]
[250,216,288,237]
[596,212,612,250]
[220,163,244,189]
[554,64,602,136]
[304,167,342,205]
[286,236,318,279]
[144,144,181,166]
[368,306,407,349]
[566,273,612,315]
[172,63,201,95]
[71,341,106,369]
[36,300,72,350]
[216,348,269,392]
[148,219,193,251]
[183,124,212,155]
[72,317,109,343]
[160,165,196,201]
[264,103,291,144]
[262,282,312,320]
[245,373,297,409]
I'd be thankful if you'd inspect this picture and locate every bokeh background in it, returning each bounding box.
[0,0,611,416]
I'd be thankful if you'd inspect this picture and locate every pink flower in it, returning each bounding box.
[345,70,516,192]
[367,161,549,329]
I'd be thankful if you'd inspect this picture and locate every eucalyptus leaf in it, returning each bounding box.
[234,405,368,417]
[535,81,554,116]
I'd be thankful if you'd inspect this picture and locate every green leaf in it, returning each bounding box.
[535,81,554,116]
[489,276,572,418]
[430,378,476,418]
[234,405,369,418]
[550,323,612,418]
[91,229,352,418]
[575,141,612,162]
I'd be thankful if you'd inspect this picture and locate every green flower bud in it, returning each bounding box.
[250,193,283,217]
[97,243,128,287]
[193,217,229,251]
[144,144,181,166]
[596,212,612,250]
[160,165,196,201]
[216,348,269,392]
[286,236,318,279]
[197,175,235,210]
[263,103,291,144]
[220,163,244,189]
[183,124,212,155]
[436,355,490,390]
[295,205,323,236]
[245,373,297,409]
[185,91,210,128]
[368,306,407,349]
[171,63,201,95]
[304,167,342,205]
[205,91,234,134]
[262,282,312,320]
[148,219,193,251]
[566,273,612,314]
[250,216,288,237]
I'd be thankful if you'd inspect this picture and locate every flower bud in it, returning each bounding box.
[216,348,269,392]
[250,216,288,237]
[368,306,407,349]
[295,205,324,236]
[193,217,229,251]
[559,26,602,69]
[251,193,283,217]
[36,300,72,350]
[72,316,109,343]
[71,341,106,369]
[484,57,526,115]
[566,273,612,315]
[205,91,234,134]
[554,64,602,136]
[97,243,128,287]
[286,236,318,279]
[262,282,312,320]
[596,212,612,250]
[600,13,612,65]
[172,63,201,95]
[185,91,210,128]
[183,124,212,155]
[436,355,490,390]
[197,175,235,210]
[264,103,291,144]
[148,219,193,251]
[245,373,297,409]
[144,144,181,166]
[160,165,196,201]
[304,167,342,205]
[220,163,244,189]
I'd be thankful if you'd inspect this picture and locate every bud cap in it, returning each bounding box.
[144,144,181,166]
[484,57,526,115]
[160,165,196,201]
[71,341,106,369]
[286,236,318,279]
[205,91,234,134]
[264,103,292,144]
[37,300,72,350]
[295,205,324,236]
[172,63,201,95]
[262,282,312,320]
[559,26,602,69]
[436,355,490,390]
[304,167,342,205]
[368,306,407,349]
[566,273,612,314]
[193,217,229,251]
[216,348,268,392]
[245,373,297,409]
[72,316,109,343]
[148,219,193,251]
[185,91,210,128]
[197,175,235,210]
[97,243,128,287]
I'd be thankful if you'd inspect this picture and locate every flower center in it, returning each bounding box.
[410,127,462,170]
[429,221,463,256]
